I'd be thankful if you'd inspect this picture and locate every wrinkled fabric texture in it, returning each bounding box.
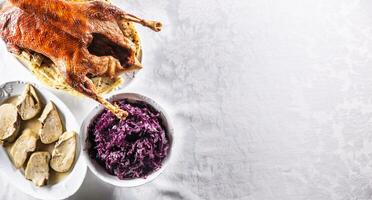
[1,0,372,199]
[88,100,169,179]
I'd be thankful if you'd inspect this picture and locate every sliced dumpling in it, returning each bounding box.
[38,101,63,144]
[0,103,20,142]
[25,152,50,187]
[50,131,76,172]
[10,129,38,168]
[16,84,42,120]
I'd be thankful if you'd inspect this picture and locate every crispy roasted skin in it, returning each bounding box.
[0,0,161,119]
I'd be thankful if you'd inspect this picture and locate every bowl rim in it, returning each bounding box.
[80,92,174,187]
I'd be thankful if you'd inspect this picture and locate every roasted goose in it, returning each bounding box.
[0,0,161,119]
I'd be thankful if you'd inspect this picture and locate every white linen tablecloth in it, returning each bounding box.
[1,0,372,199]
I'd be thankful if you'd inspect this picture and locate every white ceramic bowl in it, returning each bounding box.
[0,81,87,200]
[80,93,174,187]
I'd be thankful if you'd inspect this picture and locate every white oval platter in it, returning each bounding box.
[0,81,87,200]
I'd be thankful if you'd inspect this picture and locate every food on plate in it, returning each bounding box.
[14,0,142,97]
[50,131,77,173]
[16,84,42,120]
[38,101,63,144]
[88,99,170,179]
[10,129,38,168]
[0,84,78,186]
[0,0,162,119]
[25,152,50,187]
[0,103,20,142]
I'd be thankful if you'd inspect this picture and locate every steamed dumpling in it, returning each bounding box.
[0,103,20,142]
[50,131,76,172]
[16,84,42,120]
[38,101,63,144]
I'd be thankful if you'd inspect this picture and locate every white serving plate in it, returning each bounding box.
[80,93,174,187]
[0,81,87,200]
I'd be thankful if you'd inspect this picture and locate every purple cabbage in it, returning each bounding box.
[88,99,170,179]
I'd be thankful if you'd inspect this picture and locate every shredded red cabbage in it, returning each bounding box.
[88,99,170,179]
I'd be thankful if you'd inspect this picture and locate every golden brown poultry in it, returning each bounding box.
[0,0,161,119]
